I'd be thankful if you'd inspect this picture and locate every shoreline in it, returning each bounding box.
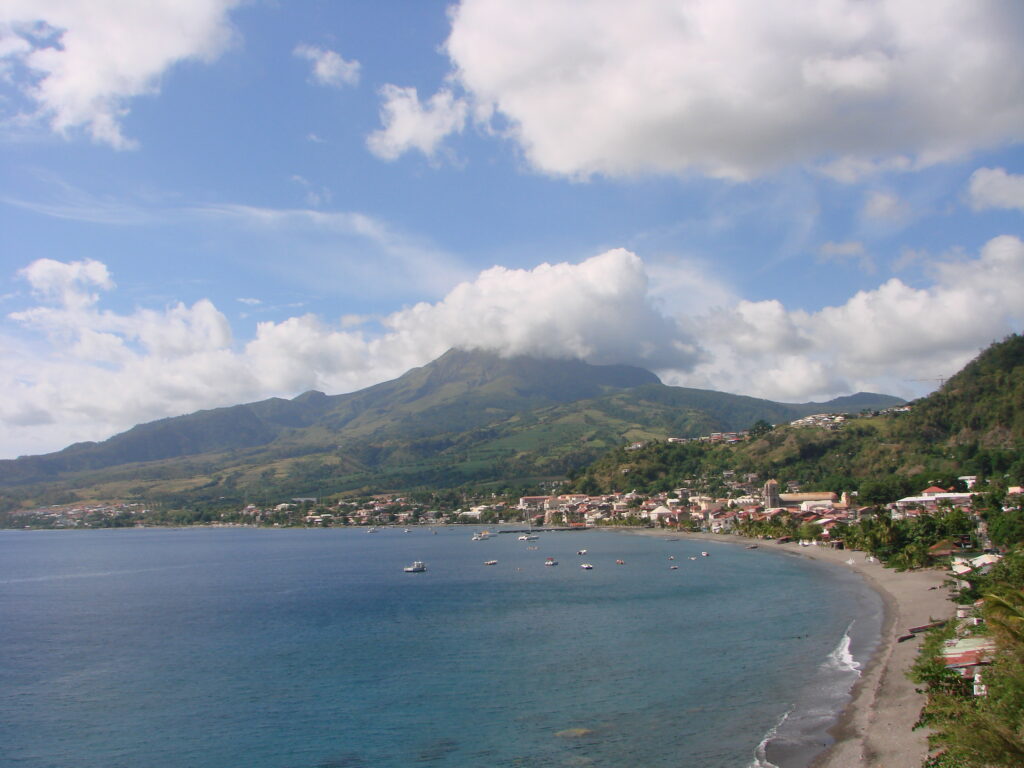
[630,529,953,768]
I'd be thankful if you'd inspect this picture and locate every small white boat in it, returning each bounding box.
[484,560,498,566]
[577,549,588,555]
[404,528,411,533]
[670,565,679,570]
[580,563,593,570]
[615,559,625,565]
[472,531,492,541]
[701,551,709,557]
[518,534,539,541]
[544,557,558,566]
[403,561,426,573]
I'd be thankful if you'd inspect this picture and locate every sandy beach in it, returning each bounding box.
[668,531,953,768]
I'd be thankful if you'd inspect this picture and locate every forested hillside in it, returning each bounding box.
[569,335,1024,501]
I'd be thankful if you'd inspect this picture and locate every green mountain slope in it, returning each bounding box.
[899,333,1024,447]
[0,348,904,505]
[569,334,1024,498]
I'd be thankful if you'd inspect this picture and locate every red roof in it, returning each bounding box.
[943,649,991,668]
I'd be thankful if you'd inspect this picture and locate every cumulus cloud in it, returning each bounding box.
[0,249,700,457]
[367,85,469,161]
[4,237,1023,457]
[381,0,1024,179]
[293,43,360,87]
[968,167,1024,212]
[669,235,1024,401]
[0,0,239,148]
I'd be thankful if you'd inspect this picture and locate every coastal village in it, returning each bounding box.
[4,401,1023,766]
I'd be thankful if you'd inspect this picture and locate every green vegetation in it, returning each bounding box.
[911,548,1024,767]
[0,347,903,512]
[570,335,1024,501]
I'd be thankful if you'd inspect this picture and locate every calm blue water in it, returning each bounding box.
[0,528,882,768]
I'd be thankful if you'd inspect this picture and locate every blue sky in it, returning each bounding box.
[2,0,1023,459]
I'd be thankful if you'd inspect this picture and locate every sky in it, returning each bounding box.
[1,0,1023,460]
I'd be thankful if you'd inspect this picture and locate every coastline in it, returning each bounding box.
[632,529,953,768]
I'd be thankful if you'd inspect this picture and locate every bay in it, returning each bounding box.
[0,527,882,767]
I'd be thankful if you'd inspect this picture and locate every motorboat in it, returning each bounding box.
[670,565,679,570]
[483,560,498,566]
[576,549,588,555]
[701,551,709,557]
[615,559,625,565]
[544,557,558,566]
[518,534,539,541]
[403,561,426,573]
[580,563,593,570]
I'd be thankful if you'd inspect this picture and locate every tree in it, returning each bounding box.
[749,419,774,439]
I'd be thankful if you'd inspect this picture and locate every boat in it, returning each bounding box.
[668,555,675,560]
[746,544,758,549]
[577,549,588,555]
[701,552,709,557]
[404,528,411,533]
[403,561,426,573]
[518,534,539,541]
[544,557,558,566]
[580,563,593,570]
[472,531,492,541]
[670,565,679,570]
[615,559,625,565]
[483,560,498,566]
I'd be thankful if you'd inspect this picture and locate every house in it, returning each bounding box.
[518,496,552,510]
[941,636,997,695]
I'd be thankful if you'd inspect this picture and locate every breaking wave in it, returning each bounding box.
[824,621,862,676]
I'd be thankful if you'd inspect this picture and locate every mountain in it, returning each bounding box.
[0,348,903,503]
[569,334,1024,498]
[900,333,1024,447]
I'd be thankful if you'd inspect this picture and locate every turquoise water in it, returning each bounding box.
[0,527,882,767]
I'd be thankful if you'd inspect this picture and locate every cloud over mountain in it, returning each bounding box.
[5,237,1024,458]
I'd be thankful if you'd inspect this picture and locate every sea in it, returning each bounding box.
[0,527,883,768]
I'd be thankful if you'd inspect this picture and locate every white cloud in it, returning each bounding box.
[967,167,1024,212]
[420,0,1024,179]
[0,0,239,148]
[366,85,469,161]
[293,43,360,88]
[667,235,1024,401]
[0,249,700,457]
[862,190,910,223]
[4,237,1023,458]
